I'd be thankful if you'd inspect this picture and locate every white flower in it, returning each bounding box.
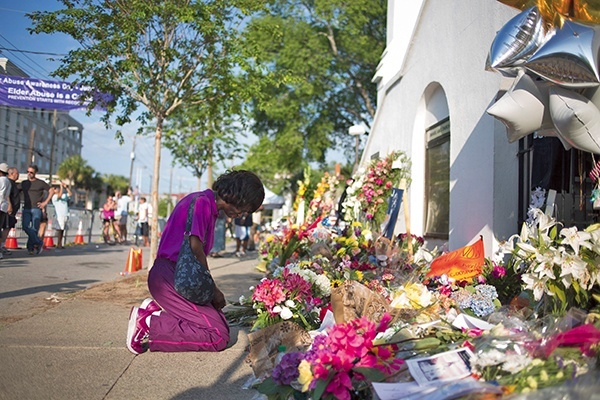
[560,227,592,255]
[285,299,295,308]
[521,273,548,301]
[560,253,589,284]
[501,354,532,373]
[279,306,293,320]
[474,349,505,368]
[239,295,246,304]
[248,286,255,291]
[315,274,331,296]
[272,305,282,313]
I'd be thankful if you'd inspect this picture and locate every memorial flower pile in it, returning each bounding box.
[240,161,600,399]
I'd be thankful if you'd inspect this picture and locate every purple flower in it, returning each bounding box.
[272,352,304,385]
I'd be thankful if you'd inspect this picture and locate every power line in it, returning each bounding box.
[0,33,55,80]
[0,46,67,57]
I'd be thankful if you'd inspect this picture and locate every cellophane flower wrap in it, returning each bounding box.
[342,151,411,227]
[499,208,600,315]
[251,266,323,331]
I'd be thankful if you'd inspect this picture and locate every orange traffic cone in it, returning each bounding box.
[74,220,85,245]
[43,221,55,249]
[122,247,142,275]
[5,228,18,249]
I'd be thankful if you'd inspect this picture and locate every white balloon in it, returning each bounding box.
[549,86,600,153]
[487,71,553,142]
[486,6,547,74]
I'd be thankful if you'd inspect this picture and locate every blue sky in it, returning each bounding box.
[0,1,220,194]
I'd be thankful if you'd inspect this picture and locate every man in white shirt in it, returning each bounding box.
[115,189,132,243]
[137,197,152,247]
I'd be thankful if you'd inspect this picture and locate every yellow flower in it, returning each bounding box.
[540,370,548,382]
[297,360,313,392]
[556,371,564,379]
[265,234,274,243]
[526,376,538,389]
[337,248,347,257]
[355,271,364,281]
[351,221,362,227]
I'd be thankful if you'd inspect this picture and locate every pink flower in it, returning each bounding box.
[325,372,353,400]
[491,265,506,278]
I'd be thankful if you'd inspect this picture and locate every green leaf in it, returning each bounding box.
[548,282,566,303]
[312,375,331,400]
[256,377,281,395]
[353,367,386,382]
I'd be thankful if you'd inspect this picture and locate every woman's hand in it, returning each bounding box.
[212,286,226,310]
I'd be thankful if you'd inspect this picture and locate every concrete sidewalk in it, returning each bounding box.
[0,241,264,400]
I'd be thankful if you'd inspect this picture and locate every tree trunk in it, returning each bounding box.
[149,121,163,269]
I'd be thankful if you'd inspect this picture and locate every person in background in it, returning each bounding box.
[115,189,132,244]
[0,163,11,260]
[52,182,72,249]
[0,167,21,256]
[101,196,118,244]
[247,205,263,252]
[21,165,52,255]
[137,196,152,247]
[209,210,227,258]
[234,213,253,257]
[126,170,264,354]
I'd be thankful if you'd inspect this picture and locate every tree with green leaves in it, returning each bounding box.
[56,155,98,203]
[102,174,130,197]
[29,0,264,265]
[240,0,386,188]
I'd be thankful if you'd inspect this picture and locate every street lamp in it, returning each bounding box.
[348,124,366,172]
[49,125,79,184]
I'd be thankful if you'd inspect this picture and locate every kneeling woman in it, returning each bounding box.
[127,170,264,354]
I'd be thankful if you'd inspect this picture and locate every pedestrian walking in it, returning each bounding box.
[0,167,20,255]
[126,170,264,354]
[115,189,132,243]
[136,196,152,247]
[52,182,72,249]
[234,213,253,257]
[101,196,119,244]
[209,210,227,257]
[20,165,52,255]
[0,163,11,259]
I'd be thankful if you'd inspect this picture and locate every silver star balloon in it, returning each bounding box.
[525,19,600,88]
[486,6,547,74]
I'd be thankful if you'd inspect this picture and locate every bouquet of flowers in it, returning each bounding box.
[499,208,600,315]
[342,151,411,227]
[251,267,323,331]
[307,172,340,223]
[257,313,404,400]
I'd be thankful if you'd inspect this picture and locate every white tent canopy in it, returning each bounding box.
[262,187,285,210]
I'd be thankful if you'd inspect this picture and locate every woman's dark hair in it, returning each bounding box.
[212,170,264,212]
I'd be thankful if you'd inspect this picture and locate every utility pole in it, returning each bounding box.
[49,109,57,183]
[28,127,36,164]
[129,135,136,190]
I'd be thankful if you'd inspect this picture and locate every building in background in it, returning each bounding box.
[0,57,83,176]
[365,1,599,254]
